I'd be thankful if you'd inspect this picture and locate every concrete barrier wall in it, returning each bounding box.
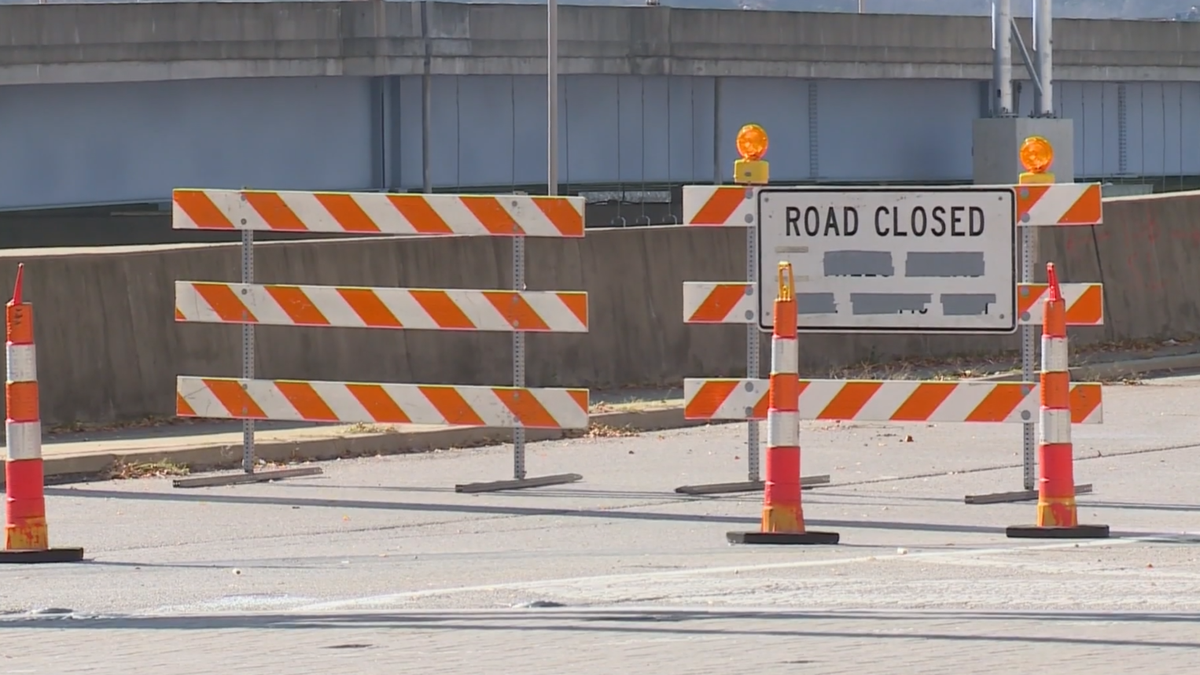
[3,190,1199,426]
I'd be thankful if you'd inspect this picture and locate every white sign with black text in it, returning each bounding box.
[756,187,1017,334]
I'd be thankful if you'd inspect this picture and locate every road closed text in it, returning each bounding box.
[784,205,987,237]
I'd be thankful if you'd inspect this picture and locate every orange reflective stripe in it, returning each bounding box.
[691,285,749,322]
[461,196,523,236]
[265,285,331,326]
[174,190,234,229]
[387,195,454,234]
[244,192,308,231]
[336,288,404,328]
[483,292,551,331]
[494,388,558,428]
[965,383,1029,422]
[690,188,745,225]
[315,193,381,233]
[420,386,487,426]
[194,283,256,323]
[410,290,476,329]
[890,382,957,421]
[534,198,585,237]
[818,381,881,420]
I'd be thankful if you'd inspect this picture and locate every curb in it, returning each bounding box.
[10,351,1198,487]
[974,352,1200,382]
[14,407,722,487]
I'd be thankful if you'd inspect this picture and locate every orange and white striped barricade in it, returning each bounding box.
[966,178,1106,504]
[680,179,1106,505]
[171,189,589,493]
[675,144,831,495]
[1,265,84,563]
[727,262,838,546]
[1007,264,1110,539]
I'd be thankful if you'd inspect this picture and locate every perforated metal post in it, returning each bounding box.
[745,224,761,482]
[513,237,527,481]
[240,229,256,474]
[1024,0,1052,489]
[1020,227,1035,490]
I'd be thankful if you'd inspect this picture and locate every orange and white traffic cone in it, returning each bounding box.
[727,262,838,546]
[1007,262,1109,540]
[1,264,84,563]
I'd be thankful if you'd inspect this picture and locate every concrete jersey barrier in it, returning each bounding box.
[0,190,1196,427]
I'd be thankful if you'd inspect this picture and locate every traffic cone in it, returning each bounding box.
[1,264,85,563]
[1007,262,1109,540]
[727,262,838,546]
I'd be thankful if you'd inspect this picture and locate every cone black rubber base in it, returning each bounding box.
[1006,524,1110,539]
[727,530,840,545]
[0,547,85,564]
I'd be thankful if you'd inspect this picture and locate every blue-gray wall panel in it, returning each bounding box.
[816,79,978,182]
[396,74,718,191]
[0,76,374,210]
[715,76,810,183]
[4,74,1200,210]
[1057,82,1121,177]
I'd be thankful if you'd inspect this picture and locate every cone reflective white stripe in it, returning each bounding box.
[767,410,800,448]
[1040,408,1072,445]
[1041,336,1069,372]
[4,421,42,462]
[5,343,35,383]
[772,337,798,376]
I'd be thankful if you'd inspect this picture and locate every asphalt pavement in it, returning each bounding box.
[2,375,1200,673]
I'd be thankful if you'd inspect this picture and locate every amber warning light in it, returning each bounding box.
[734,124,770,185]
[1018,136,1056,184]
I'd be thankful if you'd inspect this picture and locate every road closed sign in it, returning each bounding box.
[756,186,1016,334]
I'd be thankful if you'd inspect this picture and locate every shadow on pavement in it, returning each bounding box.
[47,485,1009,536]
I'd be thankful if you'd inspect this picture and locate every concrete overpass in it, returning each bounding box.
[4,2,1199,85]
[0,2,1198,226]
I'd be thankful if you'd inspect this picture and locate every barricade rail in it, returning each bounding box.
[683,281,1105,327]
[172,187,590,492]
[684,378,1103,424]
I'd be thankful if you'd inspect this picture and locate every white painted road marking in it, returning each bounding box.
[293,533,1195,612]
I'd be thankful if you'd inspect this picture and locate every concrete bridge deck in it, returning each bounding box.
[3,2,1200,86]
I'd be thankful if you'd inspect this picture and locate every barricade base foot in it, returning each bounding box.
[0,547,85,564]
[726,530,840,546]
[675,474,831,496]
[173,466,324,489]
[1006,523,1110,539]
[965,483,1093,505]
[455,473,583,494]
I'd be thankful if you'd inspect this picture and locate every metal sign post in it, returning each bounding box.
[745,223,760,484]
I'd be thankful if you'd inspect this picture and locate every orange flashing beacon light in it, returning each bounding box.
[1018,135,1056,185]
[734,124,770,185]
